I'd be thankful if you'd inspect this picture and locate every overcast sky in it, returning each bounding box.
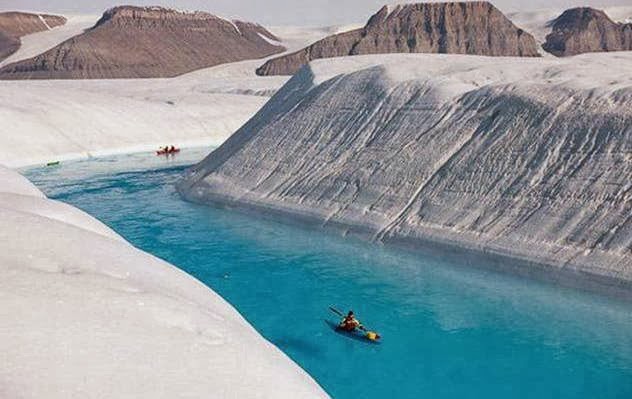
[1,0,628,25]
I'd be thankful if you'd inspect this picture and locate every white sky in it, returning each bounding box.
[1,0,629,25]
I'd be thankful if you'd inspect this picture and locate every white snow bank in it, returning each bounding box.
[37,14,51,30]
[258,31,284,47]
[0,78,269,168]
[0,192,124,241]
[302,51,632,93]
[0,165,328,398]
[0,163,44,197]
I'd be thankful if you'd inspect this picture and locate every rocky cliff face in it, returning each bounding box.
[180,53,632,295]
[0,12,66,61]
[0,31,19,61]
[0,12,66,37]
[256,1,539,76]
[543,7,632,56]
[0,6,285,79]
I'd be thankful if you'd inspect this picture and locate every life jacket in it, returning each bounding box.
[340,316,359,331]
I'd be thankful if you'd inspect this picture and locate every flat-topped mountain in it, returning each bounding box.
[0,12,66,61]
[0,6,285,79]
[543,7,632,56]
[256,1,539,76]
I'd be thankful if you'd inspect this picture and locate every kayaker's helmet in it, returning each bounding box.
[347,310,354,317]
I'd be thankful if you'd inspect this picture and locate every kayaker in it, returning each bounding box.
[339,310,361,332]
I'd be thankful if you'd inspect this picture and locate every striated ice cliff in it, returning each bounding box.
[180,52,632,296]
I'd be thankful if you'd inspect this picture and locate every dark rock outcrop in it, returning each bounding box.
[543,7,632,56]
[0,31,20,61]
[0,12,66,61]
[0,6,285,79]
[256,1,539,76]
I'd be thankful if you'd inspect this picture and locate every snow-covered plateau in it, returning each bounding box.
[0,21,341,168]
[179,51,632,298]
[0,77,272,167]
[0,165,328,398]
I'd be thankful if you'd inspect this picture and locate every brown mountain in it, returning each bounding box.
[0,12,66,61]
[543,7,632,56]
[256,1,539,76]
[0,6,285,79]
[0,31,19,61]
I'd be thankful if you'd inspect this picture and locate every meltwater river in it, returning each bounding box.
[25,150,632,399]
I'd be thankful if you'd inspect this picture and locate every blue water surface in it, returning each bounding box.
[25,150,632,399]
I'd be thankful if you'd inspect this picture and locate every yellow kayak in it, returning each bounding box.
[325,320,381,344]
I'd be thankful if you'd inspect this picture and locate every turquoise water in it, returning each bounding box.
[25,151,632,399]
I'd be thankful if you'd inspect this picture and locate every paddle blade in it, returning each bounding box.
[329,306,344,317]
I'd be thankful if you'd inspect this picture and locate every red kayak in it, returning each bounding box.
[156,148,180,156]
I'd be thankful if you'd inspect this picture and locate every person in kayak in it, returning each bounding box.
[339,310,362,332]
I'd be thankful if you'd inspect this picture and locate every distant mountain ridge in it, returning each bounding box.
[0,12,66,61]
[0,6,285,79]
[543,7,632,56]
[256,1,539,76]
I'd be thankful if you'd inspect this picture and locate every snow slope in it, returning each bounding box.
[0,163,44,197]
[0,165,328,398]
[0,77,269,167]
[179,52,632,297]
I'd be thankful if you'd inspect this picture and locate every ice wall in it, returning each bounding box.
[180,52,632,294]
